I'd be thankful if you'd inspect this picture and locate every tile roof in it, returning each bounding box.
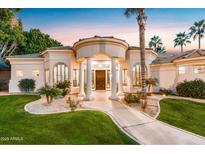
[151,49,205,64]
[46,46,72,50]
[8,53,42,58]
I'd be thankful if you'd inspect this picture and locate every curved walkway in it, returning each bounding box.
[25,91,205,145]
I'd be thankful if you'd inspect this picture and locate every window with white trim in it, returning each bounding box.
[194,65,205,74]
[53,63,68,83]
[178,66,185,74]
[122,69,127,85]
[73,69,79,87]
[16,70,23,77]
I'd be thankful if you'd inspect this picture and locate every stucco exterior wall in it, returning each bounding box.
[76,44,126,60]
[127,49,158,92]
[9,59,45,93]
[150,58,205,92]
[175,59,205,82]
[150,64,176,92]
[43,50,73,86]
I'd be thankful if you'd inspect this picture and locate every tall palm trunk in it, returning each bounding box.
[181,45,183,53]
[198,36,201,49]
[138,9,147,109]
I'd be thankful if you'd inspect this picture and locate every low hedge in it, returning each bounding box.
[176,79,205,99]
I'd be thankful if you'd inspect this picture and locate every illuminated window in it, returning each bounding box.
[16,70,23,77]
[194,65,205,74]
[123,69,127,85]
[32,70,40,77]
[178,66,185,74]
[53,63,68,83]
[73,69,79,87]
[45,70,49,83]
[132,64,147,86]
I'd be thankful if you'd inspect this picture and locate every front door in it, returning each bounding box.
[95,70,106,90]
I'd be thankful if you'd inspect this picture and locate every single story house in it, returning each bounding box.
[6,36,205,100]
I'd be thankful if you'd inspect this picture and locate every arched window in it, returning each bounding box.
[53,63,68,83]
[132,64,147,86]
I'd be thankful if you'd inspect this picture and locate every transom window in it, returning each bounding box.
[53,63,68,83]
[194,65,205,74]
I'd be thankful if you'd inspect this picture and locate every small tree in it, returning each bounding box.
[37,84,61,104]
[55,80,71,97]
[18,78,36,93]
[146,77,158,93]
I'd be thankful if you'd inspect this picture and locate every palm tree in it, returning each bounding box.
[146,77,158,93]
[124,8,147,109]
[149,35,166,54]
[37,84,61,104]
[174,32,191,53]
[189,20,205,49]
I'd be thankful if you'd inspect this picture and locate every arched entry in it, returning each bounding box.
[73,36,129,101]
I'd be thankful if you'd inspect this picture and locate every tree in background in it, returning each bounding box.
[0,9,25,59]
[124,8,148,109]
[15,29,62,55]
[149,35,166,54]
[0,8,62,58]
[174,32,191,53]
[189,20,205,49]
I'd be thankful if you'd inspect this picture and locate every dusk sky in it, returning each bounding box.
[17,8,205,52]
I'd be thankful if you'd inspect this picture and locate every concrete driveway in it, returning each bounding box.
[82,91,205,145]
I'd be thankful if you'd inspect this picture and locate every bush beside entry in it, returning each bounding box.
[55,80,71,97]
[18,79,36,93]
[176,79,205,99]
[124,93,140,104]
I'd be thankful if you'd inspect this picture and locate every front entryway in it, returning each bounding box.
[95,70,106,90]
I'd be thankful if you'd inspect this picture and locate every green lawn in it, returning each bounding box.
[157,98,205,137]
[0,95,136,144]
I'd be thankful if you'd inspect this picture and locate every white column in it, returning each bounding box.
[118,63,123,95]
[84,58,92,101]
[109,58,119,100]
[78,62,84,97]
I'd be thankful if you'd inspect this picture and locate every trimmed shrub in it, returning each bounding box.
[159,88,173,96]
[124,93,140,104]
[18,79,36,93]
[176,79,205,99]
[55,80,71,97]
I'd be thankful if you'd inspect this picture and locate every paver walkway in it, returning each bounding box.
[25,91,205,145]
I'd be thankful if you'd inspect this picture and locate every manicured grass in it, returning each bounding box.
[157,98,205,137]
[0,95,136,144]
